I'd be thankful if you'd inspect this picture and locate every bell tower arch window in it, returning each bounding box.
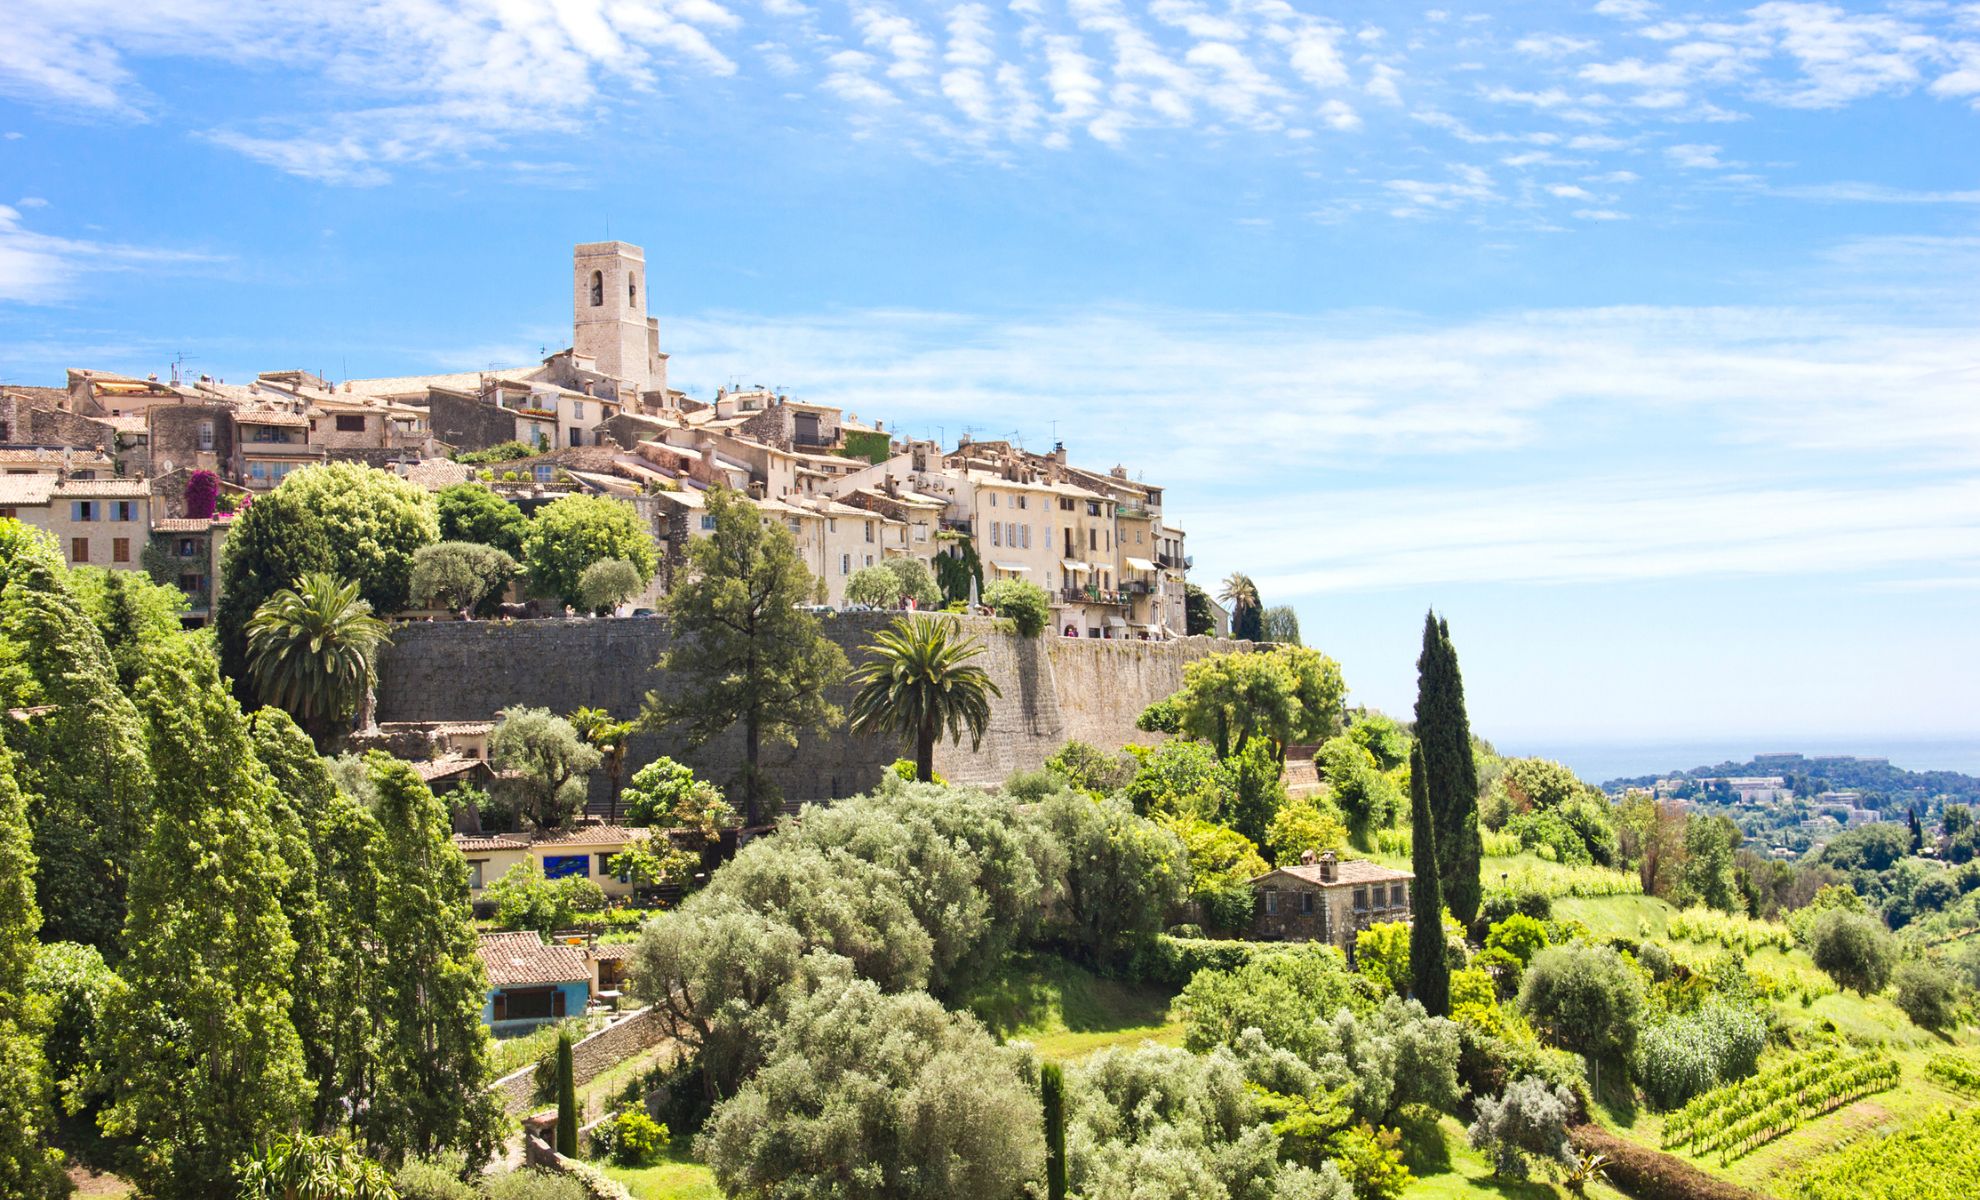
[589,271,604,306]
[629,273,638,307]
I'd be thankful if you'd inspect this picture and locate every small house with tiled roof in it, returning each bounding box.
[453,822,647,897]
[477,931,592,1032]
[1250,851,1413,950]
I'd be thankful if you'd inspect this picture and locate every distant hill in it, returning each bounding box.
[1602,752,1980,809]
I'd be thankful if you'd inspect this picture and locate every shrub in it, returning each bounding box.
[1355,921,1412,996]
[1122,740,1236,821]
[1329,1123,1413,1200]
[620,757,733,837]
[1635,1001,1767,1110]
[410,540,519,614]
[599,1104,669,1165]
[456,440,542,464]
[1518,944,1647,1070]
[1485,914,1549,967]
[1038,790,1188,963]
[982,578,1051,636]
[1808,909,1896,995]
[523,494,656,610]
[185,469,220,519]
[1894,959,1961,1030]
[1045,740,1138,798]
[482,1169,587,1200]
[1480,890,1553,925]
[578,558,645,614]
[845,564,906,608]
[393,1152,480,1200]
[1468,1076,1575,1181]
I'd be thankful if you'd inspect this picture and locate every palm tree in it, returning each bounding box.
[1219,572,1261,640]
[848,614,1002,783]
[246,572,391,750]
[570,705,637,821]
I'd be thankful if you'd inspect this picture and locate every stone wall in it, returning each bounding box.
[375,614,1238,800]
[488,1007,668,1118]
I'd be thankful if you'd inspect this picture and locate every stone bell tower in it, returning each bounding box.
[573,241,665,401]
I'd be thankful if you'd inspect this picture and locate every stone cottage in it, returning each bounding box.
[1250,850,1414,950]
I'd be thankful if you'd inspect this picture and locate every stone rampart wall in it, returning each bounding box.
[376,615,1239,800]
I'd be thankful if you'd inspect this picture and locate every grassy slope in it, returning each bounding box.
[963,951,1185,1061]
[601,1142,722,1200]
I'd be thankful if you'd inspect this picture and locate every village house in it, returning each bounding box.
[0,475,153,570]
[1250,851,1414,952]
[455,824,648,897]
[477,931,593,1032]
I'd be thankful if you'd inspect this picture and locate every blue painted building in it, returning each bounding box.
[477,931,592,1035]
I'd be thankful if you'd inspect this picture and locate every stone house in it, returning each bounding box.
[477,931,592,1032]
[149,515,234,625]
[0,475,152,571]
[455,824,647,897]
[1250,851,1414,951]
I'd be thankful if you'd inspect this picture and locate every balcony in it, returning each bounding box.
[940,518,973,536]
[1061,587,1127,606]
[1157,553,1193,571]
[1125,579,1153,595]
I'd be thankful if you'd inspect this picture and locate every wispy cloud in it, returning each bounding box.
[0,205,220,304]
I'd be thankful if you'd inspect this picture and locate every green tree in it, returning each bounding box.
[1517,943,1646,1083]
[568,707,637,820]
[101,639,309,1198]
[490,707,602,830]
[1038,791,1189,963]
[646,486,848,824]
[1893,959,1960,1030]
[555,1029,578,1158]
[1808,909,1897,995]
[361,756,500,1164]
[1171,646,1344,764]
[0,744,68,1199]
[1356,921,1412,996]
[1260,604,1302,645]
[933,539,983,605]
[1268,794,1349,864]
[249,709,389,1135]
[237,1132,396,1200]
[619,756,735,838]
[1320,736,1401,851]
[1183,583,1215,636]
[0,523,152,952]
[845,563,905,608]
[247,572,393,749]
[1162,814,1269,931]
[410,541,519,615]
[982,578,1051,636]
[577,558,645,615]
[1121,739,1236,820]
[1414,611,1482,927]
[1347,710,1411,772]
[848,614,1001,783]
[882,557,942,608]
[1227,738,1290,848]
[217,462,438,695]
[1680,813,1741,913]
[1042,1060,1068,1200]
[523,495,656,610]
[1219,571,1263,642]
[67,565,188,688]
[435,483,527,557]
[1408,742,1449,1017]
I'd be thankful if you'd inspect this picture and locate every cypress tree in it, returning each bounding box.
[363,756,500,1164]
[1042,1060,1067,1200]
[0,527,152,953]
[556,1029,579,1158]
[1414,611,1482,927]
[99,639,308,1199]
[0,744,69,1199]
[1408,741,1450,1018]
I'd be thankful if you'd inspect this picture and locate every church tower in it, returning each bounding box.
[573,241,666,402]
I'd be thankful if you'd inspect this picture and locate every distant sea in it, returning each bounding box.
[1499,738,1980,786]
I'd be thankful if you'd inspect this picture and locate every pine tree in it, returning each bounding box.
[100,639,308,1199]
[1408,741,1450,1018]
[362,756,500,1164]
[0,529,152,953]
[1415,611,1482,927]
[1909,807,1924,854]
[1041,1060,1068,1200]
[249,708,387,1134]
[556,1028,579,1158]
[0,744,69,1199]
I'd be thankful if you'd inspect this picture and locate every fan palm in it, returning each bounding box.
[848,614,1002,783]
[246,572,391,750]
[570,705,637,820]
[1219,571,1261,639]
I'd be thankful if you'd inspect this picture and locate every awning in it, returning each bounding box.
[991,561,1030,573]
[1106,614,1128,627]
[1061,560,1090,573]
[1125,556,1158,571]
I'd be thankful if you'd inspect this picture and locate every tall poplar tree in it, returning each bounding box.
[250,709,387,1134]
[0,524,152,953]
[1408,741,1450,1018]
[648,486,848,824]
[1414,611,1482,927]
[362,756,500,1164]
[100,639,308,1199]
[0,744,69,1199]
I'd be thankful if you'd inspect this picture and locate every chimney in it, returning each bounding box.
[1318,850,1338,883]
[1300,849,1317,866]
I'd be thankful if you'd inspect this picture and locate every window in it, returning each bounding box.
[71,538,90,562]
[1016,495,1027,510]
[864,522,874,543]
[178,573,205,595]
[1353,887,1369,912]
[1020,525,1030,549]
[335,414,366,433]
[0,508,12,519]
[1087,501,1101,516]
[542,854,589,880]
[990,523,1001,547]
[786,517,802,534]
[590,270,604,306]
[701,515,718,531]
[1088,528,1097,550]
[1390,883,1407,908]
[1263,888,1279,915]
[572,400,584,420]
[865,554,875,568]
[112,538,129,564]
[628,273,637,307]
[197,421,215,451]
[493,986,563,1023]
[989,493,998,507]
[1301,891,1315,915]
[569,428,582,448]
[71,501,97,521]
[533,465,554,483]
[175,537,199,558]
[841,553,851,575]
[467,860,485,889]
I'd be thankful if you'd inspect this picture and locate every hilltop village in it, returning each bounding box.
[0,240,1195,642]
[3,243,1979,1200]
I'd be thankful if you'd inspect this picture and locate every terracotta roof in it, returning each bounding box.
[528,824,643,847]
[589,943,633,961]
[54,478,151,497]
[478,931,590,988]
[0,475,56,505]
[0,448,113,465]
[1259,859,1413,888]
[414,755,491,782]
[455,833,530,852]
[433,721,495,736]
[152,517,218,533]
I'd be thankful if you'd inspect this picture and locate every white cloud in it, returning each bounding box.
[1771,181,1980,203]
[1572,207,1629,218]
[1515,34,1599,58]
[1666,142,1736,168]
[0,204,219,303]
[1549,183,1595,198]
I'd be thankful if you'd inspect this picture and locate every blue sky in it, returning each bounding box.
[2,0,1977,758]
